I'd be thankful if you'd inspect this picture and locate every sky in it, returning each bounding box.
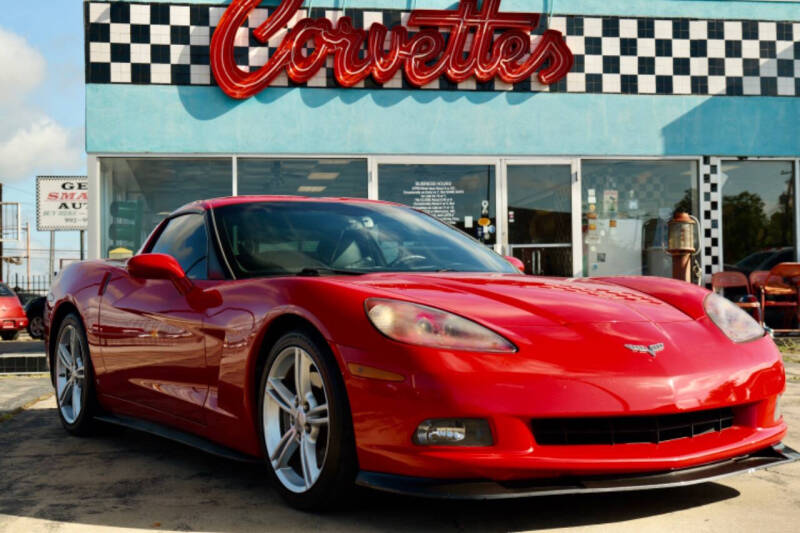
[0,1,86,283]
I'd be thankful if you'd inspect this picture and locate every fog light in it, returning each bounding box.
[413,419,493,446]
[775,395,782,423]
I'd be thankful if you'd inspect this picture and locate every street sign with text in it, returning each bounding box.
[36,176,89,232]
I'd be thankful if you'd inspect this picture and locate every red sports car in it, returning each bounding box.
[0,283,28,341]
[45,196,797,509]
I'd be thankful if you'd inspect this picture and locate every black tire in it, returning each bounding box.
[26,299,45,339]
[1,331,19,341]
[27,315,44,339]
[53,313,98,436]
[258,329,358,511]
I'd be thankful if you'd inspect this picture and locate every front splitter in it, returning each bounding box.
[355,443,799,500]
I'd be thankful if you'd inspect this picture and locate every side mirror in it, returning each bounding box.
[128,254,192,294]
[505,255,526,274]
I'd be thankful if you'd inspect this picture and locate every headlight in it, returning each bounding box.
[704,293,765,343]
[365,298,516,353]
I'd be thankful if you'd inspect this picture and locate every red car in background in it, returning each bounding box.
[45,197,797,510]
[0,283,28,341]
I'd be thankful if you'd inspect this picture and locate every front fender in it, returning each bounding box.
[46,261,114,378]
[589,276,709,320]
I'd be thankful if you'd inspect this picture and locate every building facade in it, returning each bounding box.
[84,0,800,283]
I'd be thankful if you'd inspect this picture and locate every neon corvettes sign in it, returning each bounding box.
[210,0,574,99]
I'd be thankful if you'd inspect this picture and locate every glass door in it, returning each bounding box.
[505,162,578,276]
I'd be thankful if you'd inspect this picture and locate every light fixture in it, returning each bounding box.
[308,172,340,180]
[317,159,351,165]
[414,419,493,446]
[297,185,327,193]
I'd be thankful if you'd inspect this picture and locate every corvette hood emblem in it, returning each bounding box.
[624,343,665,358]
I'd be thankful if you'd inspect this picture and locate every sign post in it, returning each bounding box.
[49,232,56,287]
[36,176,89,284]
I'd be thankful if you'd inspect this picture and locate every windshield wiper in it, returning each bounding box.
[297,267,366,277]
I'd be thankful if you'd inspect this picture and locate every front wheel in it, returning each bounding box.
[258,330,357,510]
[54,313,97,435]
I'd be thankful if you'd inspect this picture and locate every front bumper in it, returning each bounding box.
[356,443,799,499]
[339,328,787,479]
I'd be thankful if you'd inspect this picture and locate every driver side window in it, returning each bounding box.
[150,214,209,280]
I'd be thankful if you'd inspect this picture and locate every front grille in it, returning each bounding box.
[532,407,735,445]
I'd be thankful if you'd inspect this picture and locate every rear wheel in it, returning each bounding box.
[27,315,44,339]
[54,314,97,435]
[1,331,19,341]
[258,330,357,510]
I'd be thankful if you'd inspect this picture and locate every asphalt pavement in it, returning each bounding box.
[0,359,797,532]
[0,338,46,356]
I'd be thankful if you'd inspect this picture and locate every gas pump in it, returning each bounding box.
[666,212,701,284]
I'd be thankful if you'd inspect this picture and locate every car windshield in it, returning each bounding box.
[212,201,517,278]
[759,248,794,271]
[735,250,774,271]
[0,283,14,297]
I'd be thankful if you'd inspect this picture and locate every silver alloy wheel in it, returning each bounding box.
[264,346,330,493]
[55,324,86,424]
[29,316,44,339]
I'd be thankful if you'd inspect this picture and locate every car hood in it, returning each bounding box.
[342,273,693,328]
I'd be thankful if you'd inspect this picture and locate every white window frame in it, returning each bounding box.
[579,156,704,279]
[502,157,582,276]
[718,156,800,265]
[88,153,707,278]
[372,155,504,253]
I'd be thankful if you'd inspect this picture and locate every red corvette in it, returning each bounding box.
[45,196,796,509]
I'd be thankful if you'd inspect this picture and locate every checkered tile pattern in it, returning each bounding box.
[85,2,800,96]
[700,157,723,284]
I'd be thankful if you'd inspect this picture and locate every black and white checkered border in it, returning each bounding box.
[700,157,723,285]
[85,1,800,96]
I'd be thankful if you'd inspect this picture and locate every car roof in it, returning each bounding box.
[174,196,406,214]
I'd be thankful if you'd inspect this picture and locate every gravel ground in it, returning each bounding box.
[0,361,797,533]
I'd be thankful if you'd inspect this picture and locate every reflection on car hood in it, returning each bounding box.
[343,273,692,327]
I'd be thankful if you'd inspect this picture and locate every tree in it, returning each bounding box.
[765,178,794,247]
[722,192,768,265]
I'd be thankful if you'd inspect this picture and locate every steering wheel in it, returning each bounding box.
[338,257,376,269]
[389,254,428,268]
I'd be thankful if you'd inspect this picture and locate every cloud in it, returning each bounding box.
[0,118,83,179]
[0,27,46,101]
[0,26,83,184]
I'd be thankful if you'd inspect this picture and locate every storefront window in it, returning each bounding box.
[721,161,795,275]
[582,160,698,278]
[100,158,232,257]
[237,158,368,198]
[378,164,496,245]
